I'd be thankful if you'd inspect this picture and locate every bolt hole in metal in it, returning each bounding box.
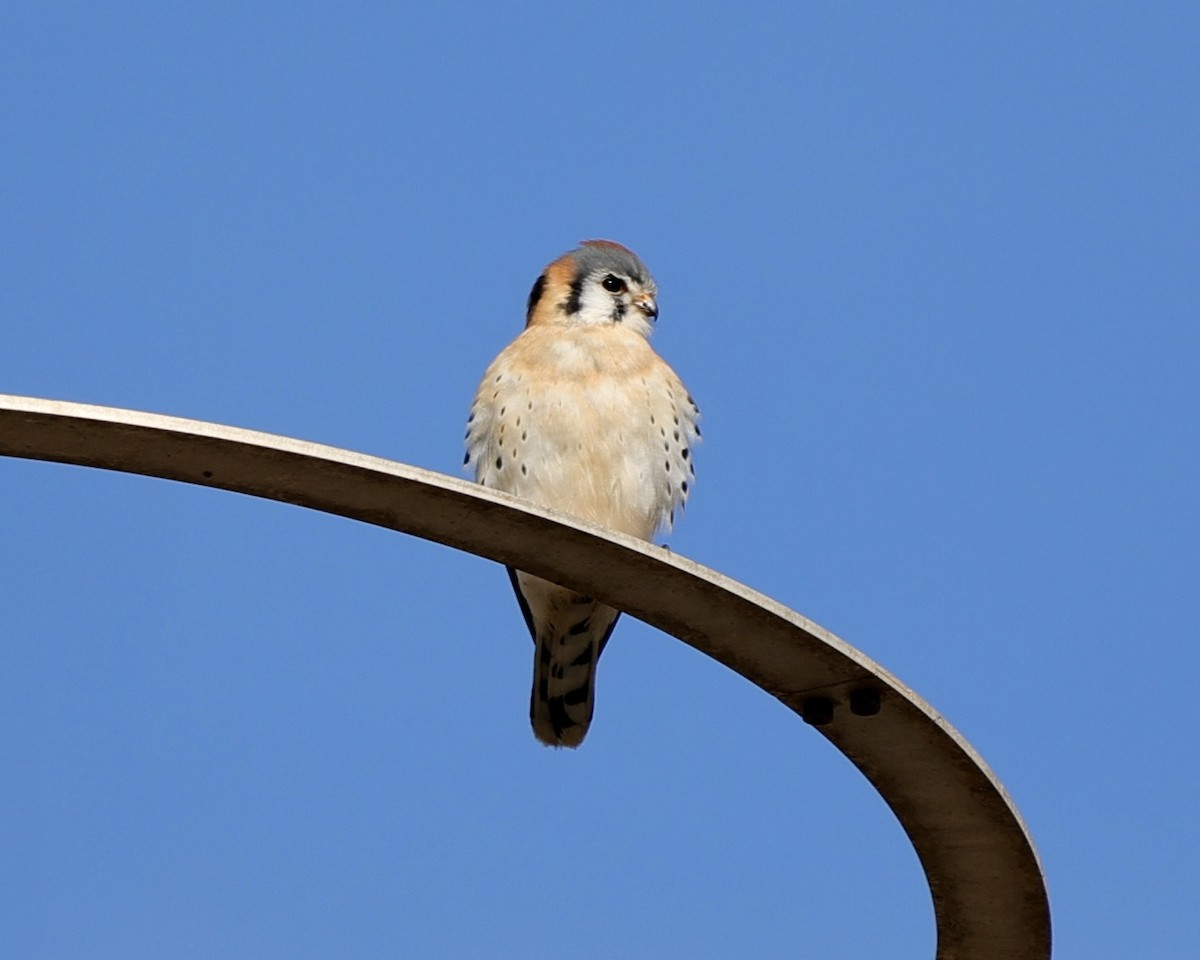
[850,686,882,716]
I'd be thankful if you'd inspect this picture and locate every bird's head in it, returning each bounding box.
[526,240,659,336]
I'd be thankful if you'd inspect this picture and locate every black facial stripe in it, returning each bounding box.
[563,272,585,315]
[525,273,547,322]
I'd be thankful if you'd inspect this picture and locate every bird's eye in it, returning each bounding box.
[601,275,627,294]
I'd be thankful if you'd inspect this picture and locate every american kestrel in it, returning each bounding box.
[465,240,700,748]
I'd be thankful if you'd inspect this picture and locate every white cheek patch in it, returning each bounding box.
[572,283,654,337]
[573,284,619,326]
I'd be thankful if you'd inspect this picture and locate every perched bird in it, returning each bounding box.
[465,240,700,748]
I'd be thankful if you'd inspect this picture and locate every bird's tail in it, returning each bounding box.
[530,616,613,748]
[510,569,619,748]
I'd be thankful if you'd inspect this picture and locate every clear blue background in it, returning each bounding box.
[2,3,1196,957]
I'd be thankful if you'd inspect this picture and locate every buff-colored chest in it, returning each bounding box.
[467,324,698,539]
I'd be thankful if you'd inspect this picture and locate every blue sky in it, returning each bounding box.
[2,3,1196,957]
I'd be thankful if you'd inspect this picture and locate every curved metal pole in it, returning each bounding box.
[0,394,1050,959]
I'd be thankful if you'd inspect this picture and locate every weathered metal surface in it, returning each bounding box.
[0,394,1050,959]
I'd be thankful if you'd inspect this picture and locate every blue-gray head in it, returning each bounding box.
[525,240,659,335]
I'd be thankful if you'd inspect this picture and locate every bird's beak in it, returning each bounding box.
[635,296,659,320]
